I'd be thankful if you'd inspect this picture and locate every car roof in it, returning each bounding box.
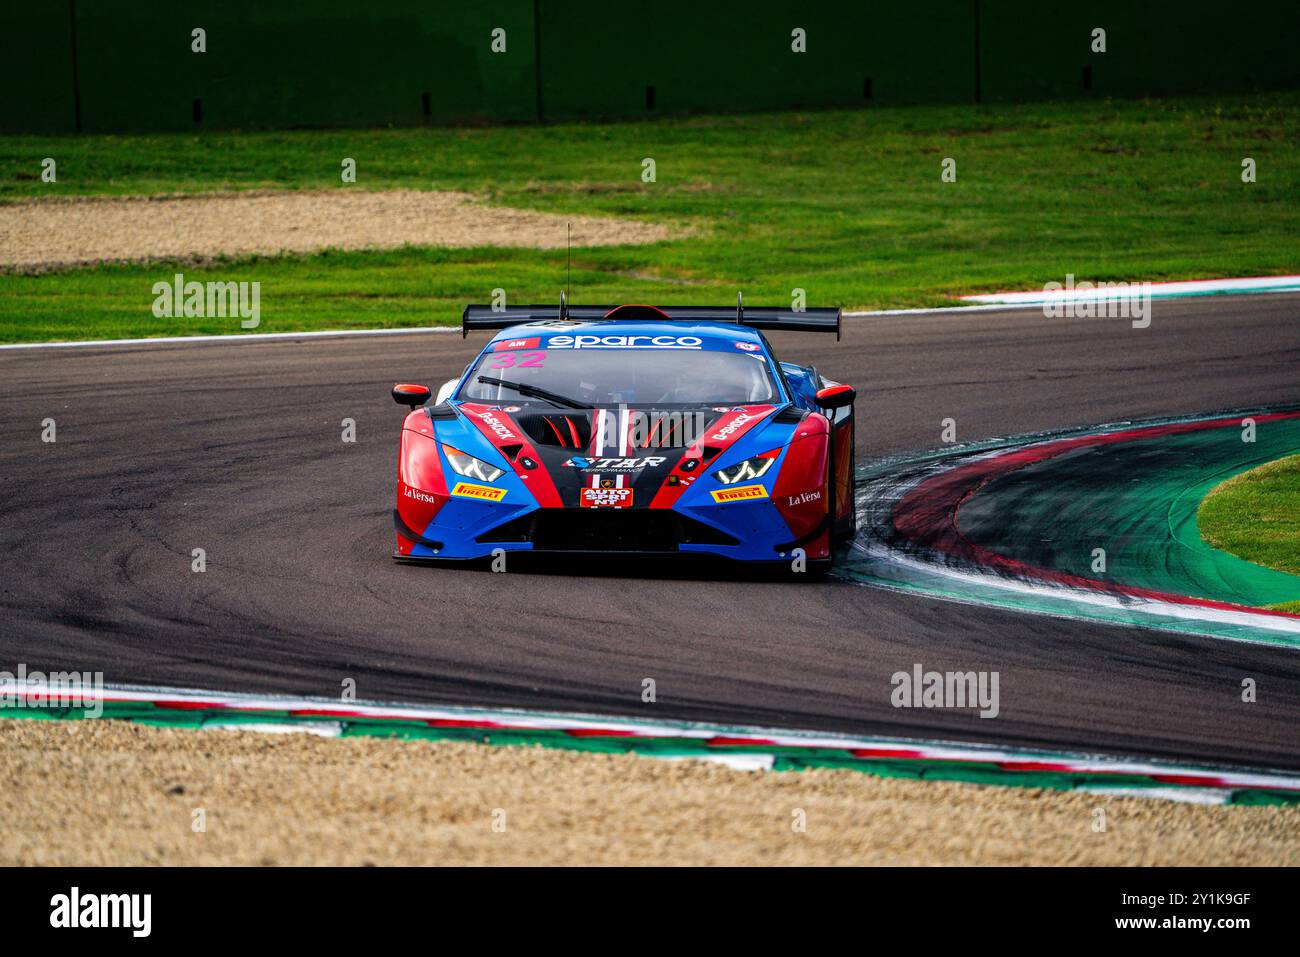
[485,319,767,348]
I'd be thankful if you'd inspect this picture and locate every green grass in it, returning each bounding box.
[3,93,1299,343]
[1199,454,1300,611]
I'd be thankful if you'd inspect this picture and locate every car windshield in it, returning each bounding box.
[458,346,779,406]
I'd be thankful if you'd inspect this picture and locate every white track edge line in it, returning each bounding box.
[0,325,459,351]
[6,287,1299,350]
[963,275,1300,305]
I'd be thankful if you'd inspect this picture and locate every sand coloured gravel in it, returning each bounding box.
[0,190,675,271]
[3,718,1297,866]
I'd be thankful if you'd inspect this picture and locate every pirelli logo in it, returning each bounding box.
[710,484,768,503]
[451,482,507,502]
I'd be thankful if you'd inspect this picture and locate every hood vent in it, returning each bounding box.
[516,410,729,450]
[518,413,592,449]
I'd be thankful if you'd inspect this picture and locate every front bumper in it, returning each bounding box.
[395,499,829,564]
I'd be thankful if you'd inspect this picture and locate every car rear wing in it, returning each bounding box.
[461,296,843,340]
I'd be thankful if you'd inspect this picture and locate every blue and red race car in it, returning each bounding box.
[391,301,855,571]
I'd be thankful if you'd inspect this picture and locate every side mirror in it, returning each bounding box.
[392,383,432,408]
[815,384,855,410]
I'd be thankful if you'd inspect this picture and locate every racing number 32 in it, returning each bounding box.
[490,351,547,369]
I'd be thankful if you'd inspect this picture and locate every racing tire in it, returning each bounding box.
[829,413,857,545]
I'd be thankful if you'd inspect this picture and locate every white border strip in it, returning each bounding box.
[5,680,1299,793]
[1,307,1040,349]
[844,301,1048,318]
[0,325,459,351]
[962,275,1300,306]
[6,285,1298,351]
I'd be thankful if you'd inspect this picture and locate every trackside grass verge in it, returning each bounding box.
[1199,454,1300,613]
[2,93,1298,343]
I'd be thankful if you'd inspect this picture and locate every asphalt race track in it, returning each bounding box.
[3,293,1299,770]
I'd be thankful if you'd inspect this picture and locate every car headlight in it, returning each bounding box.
[443,445,505,483]
[713,452,778,485]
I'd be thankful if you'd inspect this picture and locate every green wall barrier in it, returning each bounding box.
[537,0,974,117]
[861,1,976,106]
[77,0,535,132]
[1,1,1297,134]
[1,2,78,133]
[980,0,1300,101]
[2,0,535,134]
